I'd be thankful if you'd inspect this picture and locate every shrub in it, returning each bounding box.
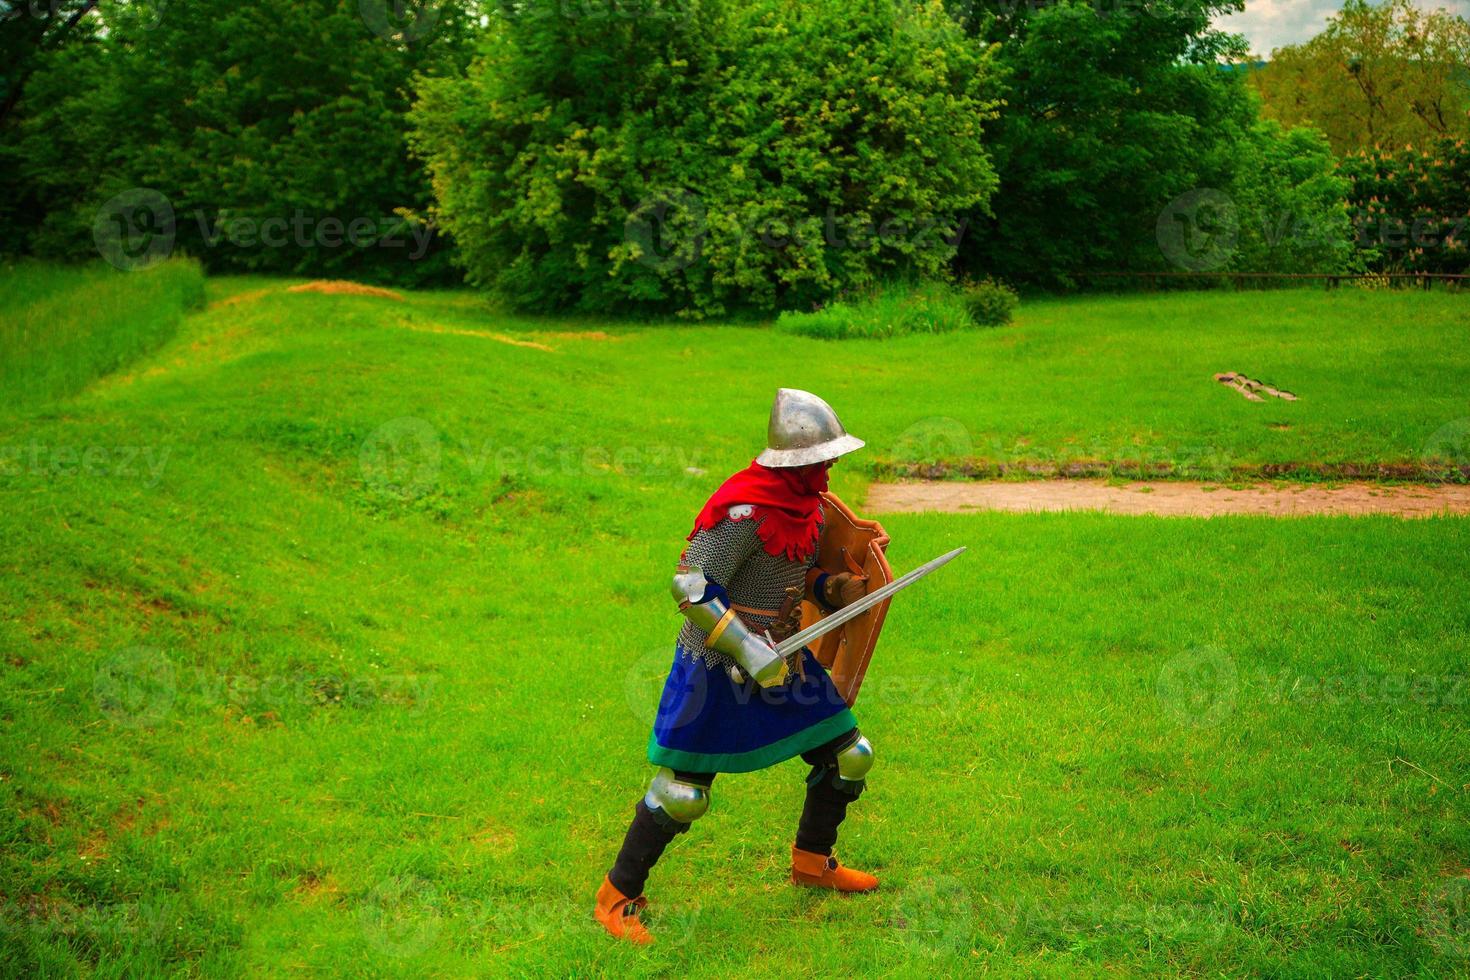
[961,277,1019,326]
[775,281,979,340]
[411,0,1001,317]
[1339,137,1470,275]
[1226,118,1354,275]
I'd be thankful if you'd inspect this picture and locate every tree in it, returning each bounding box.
[954,0,1266,285]
[1227,117,1354,274]
[8,0,483,283]
[1251,0,1470,154]
[413,0,1001,316]
[0,0,98,129]
[0,0,102,254]
[1340,136,1470,274]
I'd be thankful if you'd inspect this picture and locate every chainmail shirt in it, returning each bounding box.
[676,506,824,670]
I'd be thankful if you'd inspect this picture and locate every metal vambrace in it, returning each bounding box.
[671,564,789,688]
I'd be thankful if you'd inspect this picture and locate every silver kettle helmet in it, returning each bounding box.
[755,388,865,468]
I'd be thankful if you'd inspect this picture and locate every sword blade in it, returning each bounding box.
[775,546,966,657]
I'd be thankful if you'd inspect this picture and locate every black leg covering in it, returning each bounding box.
[607,800,683,898]
[795,765,864,857]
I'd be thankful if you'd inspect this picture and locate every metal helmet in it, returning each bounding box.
[755,388,865,468]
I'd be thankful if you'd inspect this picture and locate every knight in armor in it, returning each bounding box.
[594,389,880,944]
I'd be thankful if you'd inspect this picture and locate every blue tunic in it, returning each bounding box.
[648,646,856,773]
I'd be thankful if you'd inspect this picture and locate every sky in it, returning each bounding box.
[1215,0,1470,57]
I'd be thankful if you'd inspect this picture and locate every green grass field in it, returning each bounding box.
[2,268,1468,976]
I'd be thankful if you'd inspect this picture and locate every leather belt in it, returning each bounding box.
[731,602,780,618]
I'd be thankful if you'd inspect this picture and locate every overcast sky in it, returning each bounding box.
[1215,0,1470,57]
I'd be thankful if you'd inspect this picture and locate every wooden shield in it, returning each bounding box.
[801,491,893,707]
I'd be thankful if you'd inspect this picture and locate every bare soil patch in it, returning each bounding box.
[395,318,556,351]
[287,280,404,300]
[876,460,1470,482]
[866,480,1470,518]
[208,287,275,309]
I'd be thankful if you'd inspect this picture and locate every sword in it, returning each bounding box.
[772,546,966,657]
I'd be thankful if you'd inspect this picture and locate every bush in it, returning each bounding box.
[1225,118,1354,275]
[1339,137,1470,275]
[775,281,979,340]
[961,277,1019,326]
[411,0,1001,318]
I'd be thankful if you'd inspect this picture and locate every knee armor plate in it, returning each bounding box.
[644,767,711,826]
[836,733,875,781]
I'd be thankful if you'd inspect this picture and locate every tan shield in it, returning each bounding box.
[801,491,893,707]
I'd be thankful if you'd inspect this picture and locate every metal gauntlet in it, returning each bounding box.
[671,564,789,688]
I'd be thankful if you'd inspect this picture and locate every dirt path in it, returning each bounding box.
[866,480,1470,518]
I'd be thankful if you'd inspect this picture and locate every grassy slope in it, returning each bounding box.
[0,280,1467,976]
[0,261,206,412]
[258,283,1469,479]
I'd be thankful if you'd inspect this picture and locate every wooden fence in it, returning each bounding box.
[1077,271,1470,291]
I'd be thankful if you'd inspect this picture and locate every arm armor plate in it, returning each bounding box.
[671,564,789,688]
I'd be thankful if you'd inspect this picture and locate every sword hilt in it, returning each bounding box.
[773,546,966,657]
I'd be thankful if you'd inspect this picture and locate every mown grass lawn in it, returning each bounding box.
[1,270,1468,976]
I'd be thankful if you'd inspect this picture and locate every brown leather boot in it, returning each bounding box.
[594,875,653,944]
[790,846,879,892]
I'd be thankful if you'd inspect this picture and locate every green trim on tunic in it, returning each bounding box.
[647,707,857,774]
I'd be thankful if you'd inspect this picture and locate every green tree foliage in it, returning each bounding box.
[0,0,101,253]
[1251,0,1470,154]
[1225,118,1354,274]
[2,0,1375,293]
[0,0,98,127]
[1340,136,1470,274]
[7,1,481,284]
[411,0,1000,316]
[952,0,1265,286]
